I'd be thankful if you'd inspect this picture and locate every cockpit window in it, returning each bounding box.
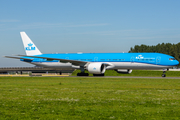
[169,58,176,61]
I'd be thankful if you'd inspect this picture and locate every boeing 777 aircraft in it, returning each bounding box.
[5,32,179,77]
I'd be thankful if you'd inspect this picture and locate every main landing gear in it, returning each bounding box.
[77,72,89,76]
[77,67,89,76]
[77,73,105,76]
[93,74,104,76]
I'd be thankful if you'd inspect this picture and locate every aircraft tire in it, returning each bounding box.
[93,74,104,76]
[77,73,89,76]
[162,74,166,77]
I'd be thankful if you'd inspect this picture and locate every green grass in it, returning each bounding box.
[0,77,180,119]
[72,70,180,77]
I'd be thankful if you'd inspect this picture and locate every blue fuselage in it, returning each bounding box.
[21,53,179,70]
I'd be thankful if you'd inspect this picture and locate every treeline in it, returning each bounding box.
[129,42,180,62]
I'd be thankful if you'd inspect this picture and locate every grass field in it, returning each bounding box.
[0,77,180,119]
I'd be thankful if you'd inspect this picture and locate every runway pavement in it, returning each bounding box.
[1,74,180,79]
[69,76,180,79]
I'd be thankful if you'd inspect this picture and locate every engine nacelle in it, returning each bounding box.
[87,63,106,74]
[116,69,132,74]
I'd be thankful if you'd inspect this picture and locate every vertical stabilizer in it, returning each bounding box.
[20,32,42,55]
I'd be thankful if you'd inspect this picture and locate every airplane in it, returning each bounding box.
[5,32,179,77]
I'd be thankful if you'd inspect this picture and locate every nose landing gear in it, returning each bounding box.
[162,69,169,77]
[162,71,166,77]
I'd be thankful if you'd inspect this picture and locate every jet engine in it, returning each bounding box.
[87,63,106,74]
[115,69,132,74]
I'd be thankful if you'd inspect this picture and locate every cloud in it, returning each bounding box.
[0,19,20,23]
[69,29,147,35]
[20,23,108,29]
[17,23,63,29]
[65,23,109,27]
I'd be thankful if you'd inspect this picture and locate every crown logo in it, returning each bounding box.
[28,43,33,47]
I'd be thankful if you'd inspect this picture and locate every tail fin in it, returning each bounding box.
[20,32,42,55]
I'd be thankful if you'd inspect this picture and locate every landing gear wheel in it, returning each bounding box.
[93,74,104,76]
[77,73,89,76]
[162,74,166,77]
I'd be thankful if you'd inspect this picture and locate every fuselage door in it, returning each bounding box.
[131,57,134,63]
[39,58,43,63]
[156,56,161,64]
[94,57,98,62]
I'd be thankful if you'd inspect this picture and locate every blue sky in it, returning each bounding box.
[0,0,180,67]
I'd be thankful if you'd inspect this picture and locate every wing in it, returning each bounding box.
[4,56,34,61]
[17,55,87,66]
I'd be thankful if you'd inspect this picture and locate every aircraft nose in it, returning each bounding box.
[175,60,179,65]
